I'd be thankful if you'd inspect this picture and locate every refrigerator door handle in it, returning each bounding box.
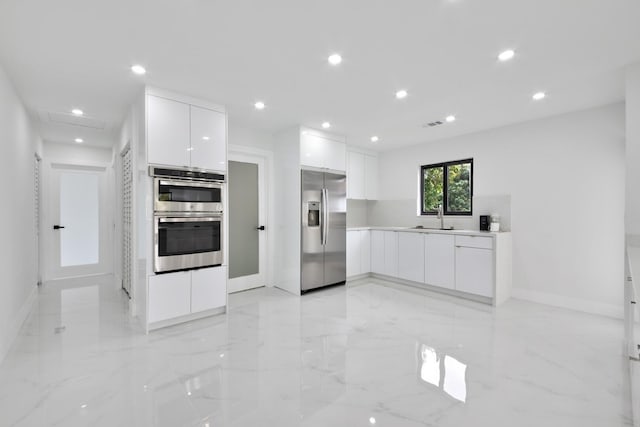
[320,188,325,246]
[323,188,329,245]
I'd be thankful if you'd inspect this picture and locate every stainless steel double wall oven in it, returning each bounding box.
[151,167,224,273]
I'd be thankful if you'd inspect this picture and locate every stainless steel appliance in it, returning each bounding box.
[150,166,224,213]
[154,213,223,273]
[301,170,346,292]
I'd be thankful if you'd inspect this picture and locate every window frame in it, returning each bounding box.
[420,158,473,216]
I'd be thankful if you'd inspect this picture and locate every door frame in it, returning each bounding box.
[43,161,113,281]
[228,144,274,292]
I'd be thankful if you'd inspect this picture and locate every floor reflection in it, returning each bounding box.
[417,343,467,403]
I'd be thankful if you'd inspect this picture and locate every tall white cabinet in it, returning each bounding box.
[123,86,229,333]
[346,149,378,200]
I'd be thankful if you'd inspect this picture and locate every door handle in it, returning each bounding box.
[53,225,65,230]
[256,226,265,230]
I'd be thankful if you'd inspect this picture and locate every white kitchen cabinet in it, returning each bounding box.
[425,234,455,289]
[147,94,227,171]
[148,266,227,324]
[190,105,226,171]
[365,154,378,200]
[455,246,493,297]
[398,232,425,283]
[300,131,346,172]
[346,150,378,200]
[191,266,227,313]
[371,230,385,275]
[148,270,191,323]
[360,230,371,274]
[384,231,399,277]
[347,152,365,199]
[147,95,190,168]
[347,231,361,277]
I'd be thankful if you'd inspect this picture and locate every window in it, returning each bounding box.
[420,159,473,215]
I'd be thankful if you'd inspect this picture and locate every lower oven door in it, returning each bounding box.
[155,214,223,273]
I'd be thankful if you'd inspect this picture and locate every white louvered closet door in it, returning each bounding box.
[122,148,133,297]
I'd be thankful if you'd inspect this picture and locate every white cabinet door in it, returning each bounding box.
[360,230,371,274]
[371,230,385,275]
[455,247,493,297]
[365,154,378,200]
[191,266,227,313]
[384,231,399,277]
[190,106,226,171]
[398,232,424,283]
[346,231,361,277]
[300,133,325,169]
[347,152,365,199]
[148,271,191,323]
[325,138,346,172]
[147,95,190,167]
[425,234,455,289]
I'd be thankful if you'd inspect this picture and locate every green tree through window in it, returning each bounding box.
[421,159,473,215]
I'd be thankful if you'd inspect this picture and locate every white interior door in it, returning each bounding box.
[228,154,267,293]
[49,164,110,279]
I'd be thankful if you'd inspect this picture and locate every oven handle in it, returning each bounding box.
[158,179,222,189]
[158,216,221,223]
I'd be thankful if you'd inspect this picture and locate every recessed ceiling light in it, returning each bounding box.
[396,89,408,99]
[498,49,515,62]
[254,101,265,110]
[131,64,146,75]
[74,138,83,143]
[322,122,331,129]
[369,417,376,425]
[445,115,456,123]
[71,108,83,116]
[328,54,342,66]
[532,91,546,101]
[370,136,379,143]
[202,136,210,141]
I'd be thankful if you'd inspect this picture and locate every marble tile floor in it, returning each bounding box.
[0,275,635,427]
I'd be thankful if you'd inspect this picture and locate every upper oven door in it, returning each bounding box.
[154,179,223,212]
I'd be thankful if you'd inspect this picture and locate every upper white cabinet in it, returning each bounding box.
[147,95,190,168]
[190,105,226,171]
[425,234,455,290]
[300,130,346,172]
[346,150,378,200]
[347,152,365,199]
[147,93,227,171]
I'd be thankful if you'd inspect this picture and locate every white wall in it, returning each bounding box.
[0,64,43,362]
[375,104,625,317]
[228,121,275,151]
[43,141,113,164]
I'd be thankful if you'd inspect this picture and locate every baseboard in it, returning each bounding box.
[0,285,37,364]
[511,288,623,319]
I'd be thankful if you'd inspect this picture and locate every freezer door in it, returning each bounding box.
[323,172,347,286]
[301,170,325,291]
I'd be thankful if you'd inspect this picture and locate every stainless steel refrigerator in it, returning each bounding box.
[301,170,347,293]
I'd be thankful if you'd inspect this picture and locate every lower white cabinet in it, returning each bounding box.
[347,230,372,277]
[148,266,227,324]
[191,267,227,313]
[384,231,399,277]
[455,246,493,297]
[371,230,385,275]
[148,270,191,323]
[425,234,455,290]
[398,232,425,283]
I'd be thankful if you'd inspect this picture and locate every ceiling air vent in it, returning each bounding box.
[423,120,444,128]
[37,110,107,131]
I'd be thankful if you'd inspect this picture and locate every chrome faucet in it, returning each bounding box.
[437,204,444,229]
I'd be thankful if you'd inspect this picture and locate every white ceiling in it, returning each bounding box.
[1,0,639,151]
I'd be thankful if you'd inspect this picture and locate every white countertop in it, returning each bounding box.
[347,226,508,237]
